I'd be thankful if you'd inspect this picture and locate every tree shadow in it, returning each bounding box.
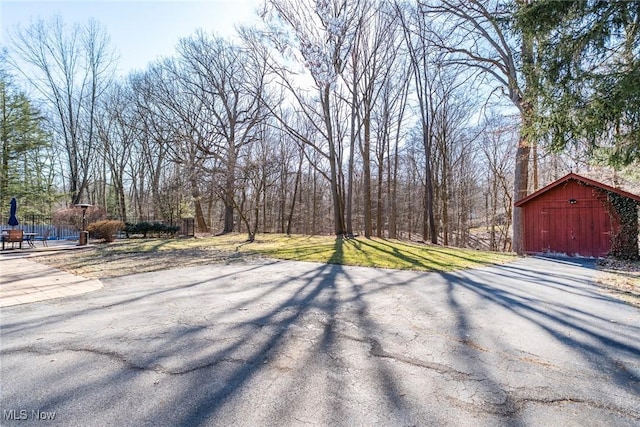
[443,262,640,397]
[327,237,344,264]
[2,255,638,425]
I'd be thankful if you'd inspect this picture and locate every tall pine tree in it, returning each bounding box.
[517,0,640,165]
[1,63,55,216]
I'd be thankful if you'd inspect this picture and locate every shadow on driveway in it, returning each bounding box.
[1,255,639,426]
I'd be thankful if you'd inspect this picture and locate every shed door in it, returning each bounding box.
[541,203,611,257]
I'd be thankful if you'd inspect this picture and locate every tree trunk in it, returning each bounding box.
[389,136,399,239]
[311,162,317,235]
[287,151,304,236]
[223,149,236,233]
[376,156,384,238]
[280,160,287,233]
[251,180,261,242]
[191,173,209,233]
[512,136,530,254]
[322,85,345,236]
[117,179,127,222]
[442,162,449,247]
[346,65,358,237]
[194,199,208,233]
[363,107,372,238]
[532,139,538,191]
[513,11,535,254]
[423,130,437,244]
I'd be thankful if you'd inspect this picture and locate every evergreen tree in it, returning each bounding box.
[517,0,640,165]
[0,62,55,216]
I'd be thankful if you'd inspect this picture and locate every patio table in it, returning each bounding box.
[23,232,37,248]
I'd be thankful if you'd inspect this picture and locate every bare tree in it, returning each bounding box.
[128,71,173,222]
[480,115,516,251]
[345,1,401,238]
[130,61,212,230]
[375,40,413,239]
[261,0,361,236]
[94,82,137,221]
[421,0,538,253]
[232,123,281,241]
[431,72,475,246]
[9,16,116,205]
[178,32,268,234]
[396,2,439,244]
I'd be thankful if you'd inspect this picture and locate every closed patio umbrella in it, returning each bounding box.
[8,198,19,227]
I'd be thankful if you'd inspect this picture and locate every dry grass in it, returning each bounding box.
[34,233,514,279]
[35,237,259,279]
[595,259,640,307]
[33,233,639,308]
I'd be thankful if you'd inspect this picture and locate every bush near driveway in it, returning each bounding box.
[124,222,180,238]
[87,220,125,243]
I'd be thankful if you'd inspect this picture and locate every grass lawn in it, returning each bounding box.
[34,233,639,307]
[45,233,515,278]
[246,234,515,271]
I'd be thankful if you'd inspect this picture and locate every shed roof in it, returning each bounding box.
[514,172,640,207]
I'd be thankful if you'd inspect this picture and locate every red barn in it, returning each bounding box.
[514,173,640,258]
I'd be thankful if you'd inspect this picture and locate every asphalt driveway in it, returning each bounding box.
[1,256,639,426]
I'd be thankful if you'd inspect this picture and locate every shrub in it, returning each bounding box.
[166,225,180,235]
[124,222,148,237]
[87,220,125,243]
[124,222,180,238]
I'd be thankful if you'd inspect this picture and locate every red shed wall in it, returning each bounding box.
[521,180,615,257]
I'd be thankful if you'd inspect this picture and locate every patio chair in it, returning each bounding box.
[6,229,23,249]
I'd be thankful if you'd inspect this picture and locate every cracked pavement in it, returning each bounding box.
[1,256,639,426]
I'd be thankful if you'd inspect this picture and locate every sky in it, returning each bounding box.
[1,0,262,76]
